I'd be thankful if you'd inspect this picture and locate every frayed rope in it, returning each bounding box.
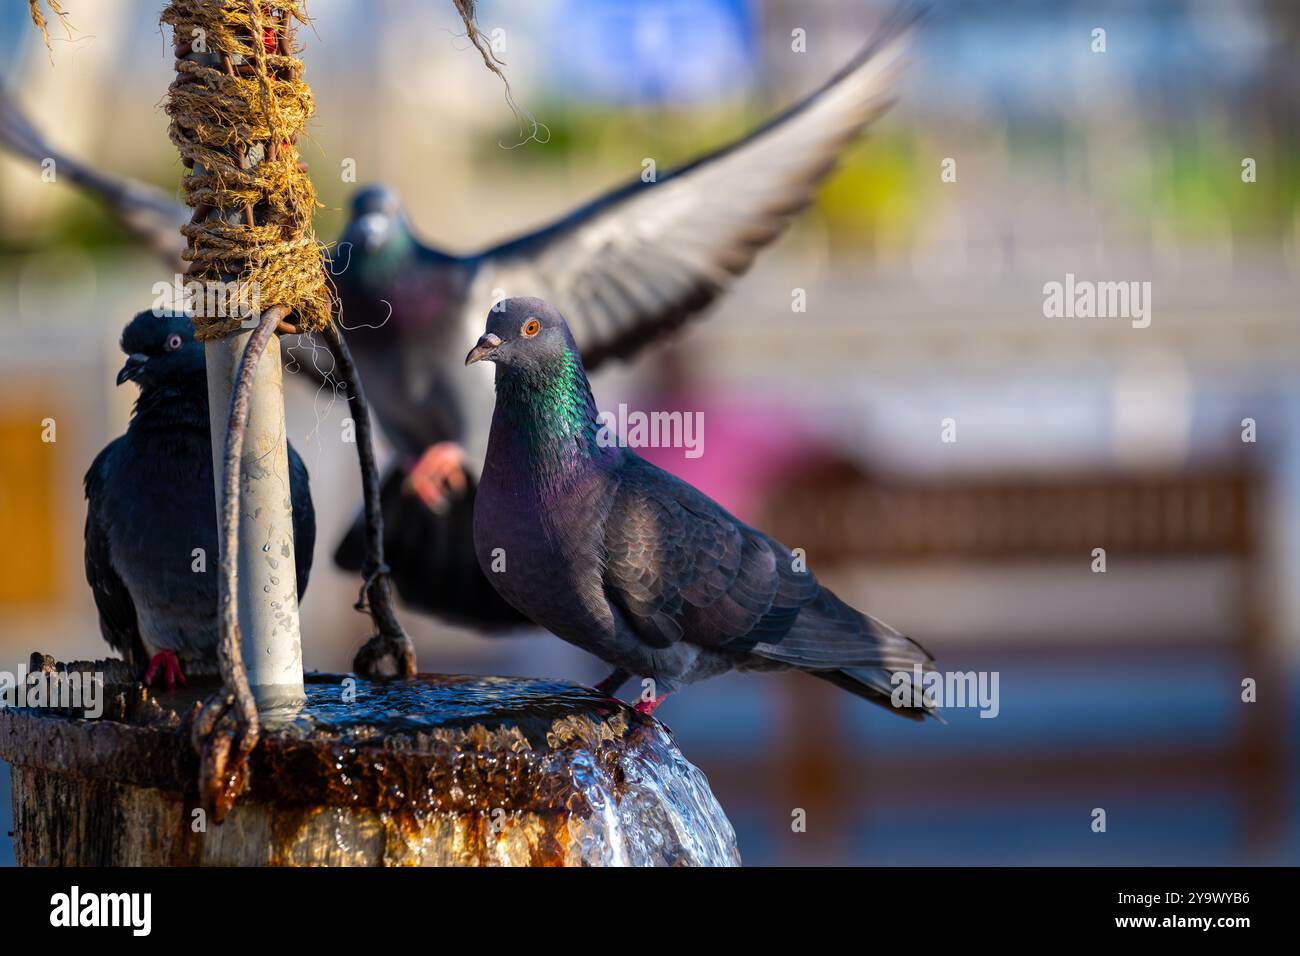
[451,0,548,149]
[161,0,331,340]
[27,0,74,58]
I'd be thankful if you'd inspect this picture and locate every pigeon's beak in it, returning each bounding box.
[354,212,389,252]
[116,353,148,386]
[465,332,503,366]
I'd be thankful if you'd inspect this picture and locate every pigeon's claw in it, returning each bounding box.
[403,442,468,512]
[144,650,187,691]
[634,693,669,717]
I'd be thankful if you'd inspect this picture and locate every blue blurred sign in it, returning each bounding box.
[552,0,757,105]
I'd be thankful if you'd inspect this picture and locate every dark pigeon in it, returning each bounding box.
[335,15,915,628]
[467,298,935,718]
[84,311,316,687]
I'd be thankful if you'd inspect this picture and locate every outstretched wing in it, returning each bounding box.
[0,76,188,271]
[83,445,146,667]
[463,11,916,371]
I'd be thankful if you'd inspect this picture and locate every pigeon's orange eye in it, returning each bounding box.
[521,318,541,337]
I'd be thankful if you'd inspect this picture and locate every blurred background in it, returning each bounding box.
[1,0,1297,865]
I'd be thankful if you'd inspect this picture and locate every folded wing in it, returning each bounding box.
[601,454,935,716]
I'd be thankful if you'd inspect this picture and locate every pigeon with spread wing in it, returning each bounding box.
[332,17,914,627]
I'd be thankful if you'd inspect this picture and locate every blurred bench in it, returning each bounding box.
[755,458,1285,859]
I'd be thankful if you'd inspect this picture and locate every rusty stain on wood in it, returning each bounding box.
[0,662,736,866]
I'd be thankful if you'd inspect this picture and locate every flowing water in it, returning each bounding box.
[267,674,743,866]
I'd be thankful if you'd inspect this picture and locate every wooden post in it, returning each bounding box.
[0,668,741,866]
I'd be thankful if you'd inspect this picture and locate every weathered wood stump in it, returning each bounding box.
[0,659,740,866]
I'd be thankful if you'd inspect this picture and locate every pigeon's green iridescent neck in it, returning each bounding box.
[495,347,609,481]
[366,227,415,278]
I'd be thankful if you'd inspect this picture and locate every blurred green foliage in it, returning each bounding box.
[0,190,139,256]
[1148,132,1299,239]
[3,111,1295,259]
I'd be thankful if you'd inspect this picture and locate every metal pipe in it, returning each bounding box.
[171,19,306,707]
[205,322,304,705]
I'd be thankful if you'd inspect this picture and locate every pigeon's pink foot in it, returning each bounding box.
[404,441,467,510]
[634,694,669,717]
[594,668,629,696]
[144,650,187,691]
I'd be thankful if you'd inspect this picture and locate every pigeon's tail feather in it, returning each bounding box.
[752,585,939,719]
[334,467,530,631]
[811,666,936,720]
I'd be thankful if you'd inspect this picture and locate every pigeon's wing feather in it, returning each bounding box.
[463,14,914,371]
[601,457,817,652]
[83,443,146,667]
[604,456,932,667]
[287,443,316,599]
[0,76,188,271]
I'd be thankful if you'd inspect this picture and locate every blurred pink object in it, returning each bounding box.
[629,387,826,521]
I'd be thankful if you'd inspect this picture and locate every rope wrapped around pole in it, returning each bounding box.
[162,0,331,818]
[162,0,331,340]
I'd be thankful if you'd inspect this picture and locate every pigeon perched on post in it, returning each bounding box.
[467,298,934,717]
[84,311,316,688]
[334,14,916,627]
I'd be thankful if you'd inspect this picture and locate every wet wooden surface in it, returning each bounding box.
[0,662,740,866]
